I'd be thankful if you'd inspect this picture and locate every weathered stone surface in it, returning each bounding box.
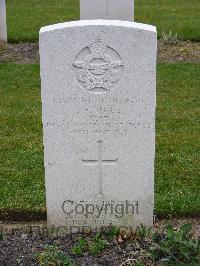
[40,20,157,232]
[0,0,7,43]
[80,0,134,21]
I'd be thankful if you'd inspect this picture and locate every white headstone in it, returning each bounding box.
[80,0,134,21]
[40,20,157,233]
[0,0,7,43]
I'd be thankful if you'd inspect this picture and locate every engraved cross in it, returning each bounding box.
[82,141,118,196]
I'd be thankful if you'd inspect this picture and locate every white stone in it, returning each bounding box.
[40,20,157,233]
[80,0,134,21]
[0,0,7,42]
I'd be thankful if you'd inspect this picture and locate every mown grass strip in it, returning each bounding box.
[6,0,200,42]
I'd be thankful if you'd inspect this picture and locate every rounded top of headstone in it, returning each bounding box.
[40,20,156,34]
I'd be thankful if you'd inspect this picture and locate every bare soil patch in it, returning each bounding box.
[158,40,200,63]
[0,41,199,64]
[0,218,199,266]
[0,43,39,64]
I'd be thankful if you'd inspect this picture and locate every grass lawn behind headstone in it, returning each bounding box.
[0,63,199,219]
[6,0,200,42]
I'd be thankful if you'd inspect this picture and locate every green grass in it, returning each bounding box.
[135,0,200,41]
[0,63,199,218]
[7,0,79,42]
[6,0,200,42]
[156,63,200,217]
[0,64,45,216]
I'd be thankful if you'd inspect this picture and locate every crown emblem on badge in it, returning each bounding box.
[73,38,124,93]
